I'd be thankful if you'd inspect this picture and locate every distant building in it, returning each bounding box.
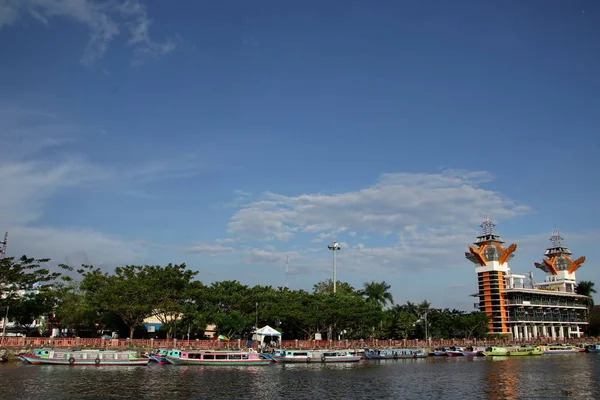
[466,216,588,339]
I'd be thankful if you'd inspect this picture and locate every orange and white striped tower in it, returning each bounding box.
[465,216,517,335]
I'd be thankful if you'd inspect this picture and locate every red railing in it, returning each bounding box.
[0,336,598,350]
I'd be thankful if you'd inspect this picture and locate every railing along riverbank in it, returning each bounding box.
[1,336,598,351]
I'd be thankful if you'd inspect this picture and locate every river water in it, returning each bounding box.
[1,354,599,399]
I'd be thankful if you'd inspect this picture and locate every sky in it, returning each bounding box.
[0,0,599,310]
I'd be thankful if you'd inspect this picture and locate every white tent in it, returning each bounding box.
[252,325,282,346]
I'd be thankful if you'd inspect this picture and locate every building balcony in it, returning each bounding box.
[508,319,588,325]
[505,300,587,309]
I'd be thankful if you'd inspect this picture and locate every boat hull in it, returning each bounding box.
[148,355,169,364]
[166,357,272,366]
[483,350,543,356]
[321,356,361,363]
[542,350,578,354]
[21,355,149,366]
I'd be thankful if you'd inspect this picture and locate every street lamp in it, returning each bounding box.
[255,302,258,328]
[327,241,341,293]
[419,309,432,342]
[1,306,8,340]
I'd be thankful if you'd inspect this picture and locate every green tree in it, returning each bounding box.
[576,281,596,307]
[147,263,199,339]
[361,281,394,309]
[312,280,357,295]
[0,256,62,305]
[79,265,156,339]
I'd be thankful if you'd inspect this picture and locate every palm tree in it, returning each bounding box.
[576,281,597,307]
[361,281,394,309]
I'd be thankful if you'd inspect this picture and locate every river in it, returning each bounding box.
[1,354,599,399]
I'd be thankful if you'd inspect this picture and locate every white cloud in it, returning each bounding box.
[228,170,529,243]
[215,238,236,244]
[184,243,235,256]
[0,0,175,66]
[7,226,148,268]
[244,248,299,265]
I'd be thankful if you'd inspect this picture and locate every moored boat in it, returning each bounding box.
[148,348,177,364]
[20,349,149,366]
[446,347,465,357]
[540,345,578,355]
[166,350,273,366]
[482,346,543,357]
[363,349,427,359]
[586,344,600,353]
[319,350,361,363]
[432,347,450,356]
[461,346,487,356]
[271,349,313,363]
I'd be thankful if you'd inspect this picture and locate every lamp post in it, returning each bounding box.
[420,309,431,342]
[1,306,8,340]
[255,302,258,328]
[327,241,341,293]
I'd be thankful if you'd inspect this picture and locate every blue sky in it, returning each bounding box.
[1,0,599,310]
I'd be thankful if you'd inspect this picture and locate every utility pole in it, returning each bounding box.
[255,302,258,328]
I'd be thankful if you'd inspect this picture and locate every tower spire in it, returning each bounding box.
[480,213,496,235]
[550,228,563,248]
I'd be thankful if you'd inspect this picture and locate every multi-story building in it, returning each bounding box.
[466,217,589,339]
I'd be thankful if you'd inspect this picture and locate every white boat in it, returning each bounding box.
[540,345,579,354]
[319,350,361,363]
[271,349,314,363]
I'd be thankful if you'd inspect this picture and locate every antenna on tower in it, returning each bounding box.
[550,228,563,248]
[480,213,496,235]
[0,232,8,260]
[285,256,289,289]
[527,271,535,286]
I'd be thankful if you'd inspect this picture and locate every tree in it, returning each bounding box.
[7,289,55,335]
[576,281,596,307]
[147,263,198,339]
[312,280,357,295]
[79,265,156,339]
[361,281,394,309]
[0,256,62,305]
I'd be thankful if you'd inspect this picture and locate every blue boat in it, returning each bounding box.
[586,344,600,353]
[364,349,427,359]
[148,349,177,364]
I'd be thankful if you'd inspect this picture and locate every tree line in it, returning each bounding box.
[1,256,597,339]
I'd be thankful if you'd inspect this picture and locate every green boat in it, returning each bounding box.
[482,346,543,356]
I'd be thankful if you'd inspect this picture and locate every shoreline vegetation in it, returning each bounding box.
[1,256,598,343]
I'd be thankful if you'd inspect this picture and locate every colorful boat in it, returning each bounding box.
[364,349,427,359]
[166,350,273,366]
[586,344,600,353]
[20,349,149,366]
[482,346,543,357]
[148,348,178,364]
[446,347,465,357]
[540,345,578,355]
[431,347,451,356]
[319,350,361,363]
[461,346,487,356]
